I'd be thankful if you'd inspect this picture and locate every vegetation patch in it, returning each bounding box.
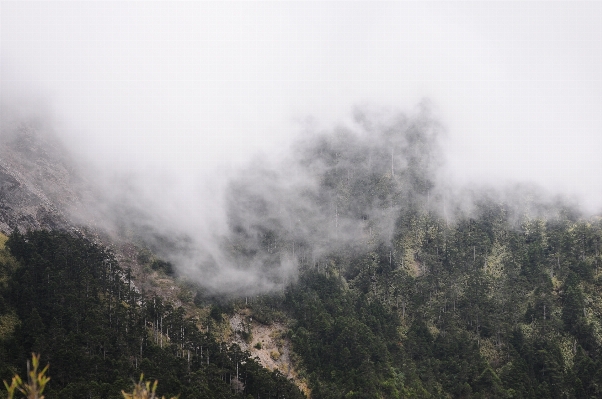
[0,232,7,250]
[0,312,19,340]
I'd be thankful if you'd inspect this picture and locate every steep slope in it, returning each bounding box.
[3,105,602,398]
[0,118,308,398]
[211,107,602,398]
[0,230,305,398]
[228,308,311,397]
[0,122,189,306]
[0,123,79,233]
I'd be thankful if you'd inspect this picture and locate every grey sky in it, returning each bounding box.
[2,2,602,211]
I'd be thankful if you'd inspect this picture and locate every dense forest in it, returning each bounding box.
[280,204,602,398]
[3,207,602,398]
[0,230,303,399]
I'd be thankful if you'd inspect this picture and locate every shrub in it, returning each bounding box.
[4,354,178,399]
[122,375,178,399]
[3,353,49,399]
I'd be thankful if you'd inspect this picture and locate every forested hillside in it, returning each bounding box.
[219,107,602,398]
[0,230,303,399]
[279,204,602,398]
[2,107,602,399]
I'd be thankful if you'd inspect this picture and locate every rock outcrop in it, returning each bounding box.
[0,122,81,233]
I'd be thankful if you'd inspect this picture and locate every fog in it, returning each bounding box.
[1,2,601,295]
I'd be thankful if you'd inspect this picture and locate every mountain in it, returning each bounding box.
[0,229,304,399]
[2,108,602,398]
[0,121,80,233]
[0,116,308,398]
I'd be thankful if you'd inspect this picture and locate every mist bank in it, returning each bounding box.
[74,103,593,297]
[0,101,596,297]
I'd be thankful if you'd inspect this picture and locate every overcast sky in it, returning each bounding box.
[2,2,602,212]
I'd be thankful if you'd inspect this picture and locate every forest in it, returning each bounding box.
[3,200,602,398]
[218,106,602,398]
[2,107,602,399]
[0,230,303,399]
[280,203,602,398]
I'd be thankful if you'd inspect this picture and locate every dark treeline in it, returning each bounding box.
[0,230,303,399]
[279,201,602,398]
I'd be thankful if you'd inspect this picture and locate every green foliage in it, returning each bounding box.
[278,199,602,397]
[3,357,179,399]
[285,272,402,398]
[150,260,174,276]
[4,353,50,399]
[0,231,304,399]
[137,249,174,276]
[121,375,177,399]
[247,295,285,325]
[209,303,234,321]
[4,175,602,398]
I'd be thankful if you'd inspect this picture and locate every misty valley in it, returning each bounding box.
[2,106,602,399]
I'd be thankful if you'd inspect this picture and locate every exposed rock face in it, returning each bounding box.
[0,122,81,233]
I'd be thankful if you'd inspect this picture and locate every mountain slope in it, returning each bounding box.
[3,106,602,398]
[0,230,305,399]
[0,122,79,232]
